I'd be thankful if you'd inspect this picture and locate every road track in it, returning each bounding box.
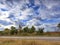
[0,36,60,41]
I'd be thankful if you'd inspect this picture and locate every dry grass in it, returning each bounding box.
[0,38,60,45]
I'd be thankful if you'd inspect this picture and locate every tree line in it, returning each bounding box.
[0,26,44,36]
[0,23,60,36]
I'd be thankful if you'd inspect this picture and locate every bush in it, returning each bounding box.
[4,28,10,35]
[0,31,4,35]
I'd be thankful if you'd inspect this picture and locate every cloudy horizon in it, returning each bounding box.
[0,0,60,32]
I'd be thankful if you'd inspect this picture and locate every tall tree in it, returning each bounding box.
[10,26,18,35]
[30,26,35,33]
[37,28,44,35]
[23,26,29,33]
[57,23,60,32]
[57,23,60,28]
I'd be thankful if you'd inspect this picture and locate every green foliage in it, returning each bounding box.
[29,26,35,33]
[57,23,60,32]
[37,28,44,35]
[19,30,23,33]
[11,26,16,30]
[10,30,14,35]
[23,26,35,33]
[4,28,10,35]
[57,23,60,28]
[0,25,60,36]
[39,28,44,33]
[10,26,18,35]
[14,29,18,34]
[23,26,29,33]
[0,31,4,35]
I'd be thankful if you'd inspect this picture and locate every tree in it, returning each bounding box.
[10,26,18,35]
[37,28,44,35]
[28,26,35,33]
[19,24,22,30]
[57,23,60,28]
[0,31,4,35]
[23,26,29,33]
[4,28,10,35]
[30,26,35,33]
[57,23,60,32]
[15,21,23,34]
[14,29,18,34]
[18,24,23,34]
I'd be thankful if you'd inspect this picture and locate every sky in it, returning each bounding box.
[0,0,60,32]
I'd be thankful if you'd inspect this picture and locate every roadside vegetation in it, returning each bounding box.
[0,26,44,36]
[0,23,60,36]
[0,38,60,45]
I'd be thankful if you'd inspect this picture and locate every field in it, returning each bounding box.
[0,38,60,45]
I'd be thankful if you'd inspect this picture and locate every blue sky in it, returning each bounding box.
[0,0,60,32]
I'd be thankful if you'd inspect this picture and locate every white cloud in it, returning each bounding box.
[0,0,60,32]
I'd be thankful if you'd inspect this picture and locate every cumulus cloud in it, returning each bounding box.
[0,0,60,31]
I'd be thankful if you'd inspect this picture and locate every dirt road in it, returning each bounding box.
[0,36,60,41]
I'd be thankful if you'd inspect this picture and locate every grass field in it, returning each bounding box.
[0,38,60,45]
